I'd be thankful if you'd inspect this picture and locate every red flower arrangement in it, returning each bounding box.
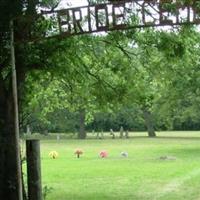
[74,149,83,158]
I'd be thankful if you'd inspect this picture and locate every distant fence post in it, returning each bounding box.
[26,140,42,200]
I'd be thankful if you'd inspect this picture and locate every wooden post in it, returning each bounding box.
[26,140,42,200]
[10,19,23,200]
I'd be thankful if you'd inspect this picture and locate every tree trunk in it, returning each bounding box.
[0,81,22,199]
[78,109,86,139]
[0,2,39,199]
[143,108,156,137]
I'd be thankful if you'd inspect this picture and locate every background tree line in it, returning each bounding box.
[24,104,200,135]
[21,26,200,137]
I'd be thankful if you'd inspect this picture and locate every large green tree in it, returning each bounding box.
[0,0,64,198]
[22,34,129,138]
[153,26,200,130]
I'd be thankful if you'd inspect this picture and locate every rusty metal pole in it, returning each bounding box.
[26,140,42,200]
[10,19,23,200]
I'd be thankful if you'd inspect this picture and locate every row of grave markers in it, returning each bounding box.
[49,149,128,159]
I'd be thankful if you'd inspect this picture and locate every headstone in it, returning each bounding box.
[26,125,31,135]
[100,131,104,139]
[110,129,115,139]
[121,152,128,158]
[159,156,176,160]
[120,126,124,138]
[125,130,129,138]
[56,134,60,141]
[43,130,48,136]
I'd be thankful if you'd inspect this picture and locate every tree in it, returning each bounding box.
[0,0,66,198]
[21,33,130,138]
[153,26,200,130]
[104,29,161,136]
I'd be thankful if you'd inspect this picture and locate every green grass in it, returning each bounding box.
[25,131,200,200]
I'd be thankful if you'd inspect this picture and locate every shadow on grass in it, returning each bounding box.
[128,136,200,140]
[163,146,200,158]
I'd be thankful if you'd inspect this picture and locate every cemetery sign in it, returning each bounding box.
[41,0,200,39]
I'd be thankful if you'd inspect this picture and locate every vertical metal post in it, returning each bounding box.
[26,140,42,200]
[10,19,23,200]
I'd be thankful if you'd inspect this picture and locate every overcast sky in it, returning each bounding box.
[59,0,88,9]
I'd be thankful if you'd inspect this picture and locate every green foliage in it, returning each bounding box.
[1,0,199,135]
[43,185,54,200]
[20,23,200,134]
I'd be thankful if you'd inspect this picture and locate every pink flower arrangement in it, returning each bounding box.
[74,149,83,158]
[99,150,108,158]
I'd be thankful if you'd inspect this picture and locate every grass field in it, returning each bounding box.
[27,131,200,200]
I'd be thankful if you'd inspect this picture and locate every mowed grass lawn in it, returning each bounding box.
[36,131,200,200]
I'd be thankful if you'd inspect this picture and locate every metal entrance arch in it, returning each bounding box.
[36,0,200,40]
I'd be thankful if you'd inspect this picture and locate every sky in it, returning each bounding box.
[53,0,196,33]
[59,0,88,9]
